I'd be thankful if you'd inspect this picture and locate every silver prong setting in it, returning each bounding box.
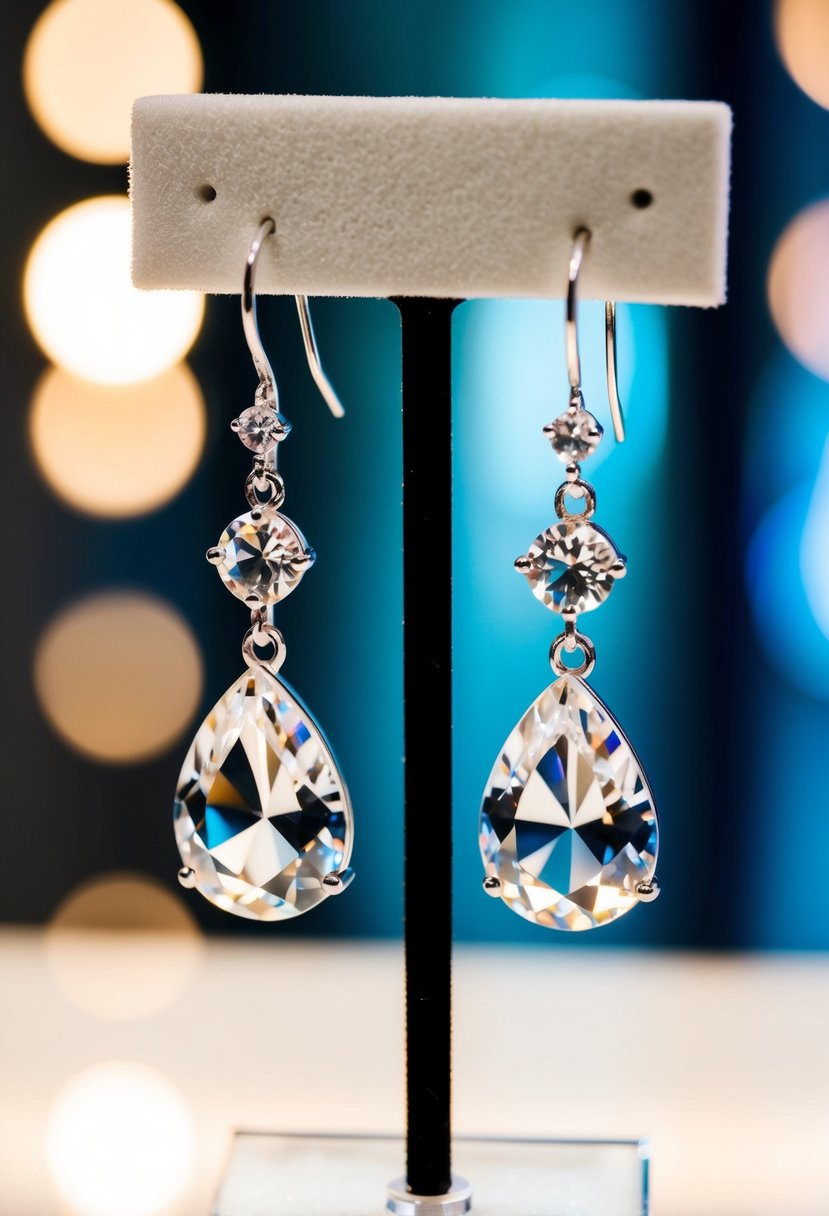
[206,546,224,565]
[636,877,660,903]
[323,867,355,895]
[483,875,502,897]
[244,591,262,608]
[611,558,627,579]
[229,417,241,432]
[514,555,532,573]
[177,867,196,890]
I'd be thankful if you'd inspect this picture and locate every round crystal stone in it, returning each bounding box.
[544,408,603,462]
[216,511,313,605]
[233,405,290,453]
[175,669,353,920]
[519,520,624,613]
[480,674,658,931]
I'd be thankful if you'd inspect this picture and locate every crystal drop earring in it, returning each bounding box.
[479,228,660,931]
[175,219,355,920]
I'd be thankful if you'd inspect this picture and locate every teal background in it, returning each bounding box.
[6,0,829,951]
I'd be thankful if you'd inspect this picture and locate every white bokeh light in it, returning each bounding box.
[46,872,203,1021]
[23,0,202,164]
[767,200,829,382]
[34,590,203,764]
[24,196,203,384]
[29,364,206,517]
[776,0,829,111]
[47,1063,195,1216]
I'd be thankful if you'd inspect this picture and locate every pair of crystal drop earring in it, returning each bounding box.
[173,220,659,933]
[479,228,661,932]
[174,219,355,921]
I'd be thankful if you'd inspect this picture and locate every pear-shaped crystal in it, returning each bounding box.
[174,669,353,920]
[480,674,657,931]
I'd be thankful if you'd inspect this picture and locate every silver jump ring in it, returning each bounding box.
[550,629,596,678]
[242,622,286,674]
[245,468,286,510]
[554,478,597,521]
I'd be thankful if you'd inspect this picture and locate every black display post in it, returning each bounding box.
[394,297,461,1198]
[210,289,651,1216]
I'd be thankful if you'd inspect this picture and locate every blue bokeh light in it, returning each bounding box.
[746,483,829,701]
[744,352,829,702]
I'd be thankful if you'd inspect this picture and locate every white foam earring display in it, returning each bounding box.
[131,95,731,305]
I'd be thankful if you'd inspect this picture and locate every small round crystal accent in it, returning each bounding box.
[544,408,603,463]
[233,406,291,453]
[517,520,625,613]
[215,510,314,605]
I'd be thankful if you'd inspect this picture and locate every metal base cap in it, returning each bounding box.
[386,1175,472,1216]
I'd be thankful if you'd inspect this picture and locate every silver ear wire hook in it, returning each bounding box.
[565,227,625,443]
[242,217,345,418]
[566,227,589,396]
[294,295,345,419]
[604,301,625,444]
[243,218,278,403]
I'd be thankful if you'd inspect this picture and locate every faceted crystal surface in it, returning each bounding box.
[520,520,624,613]
[544,408,603,462]
[480,674,657,930]
[234,406,289,454]
[216,510,313,604]
[175,669,352,920]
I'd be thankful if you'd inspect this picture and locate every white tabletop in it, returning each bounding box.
[1,930,827,1215]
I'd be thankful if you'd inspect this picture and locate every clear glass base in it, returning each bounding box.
[214,1132,649,1216]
